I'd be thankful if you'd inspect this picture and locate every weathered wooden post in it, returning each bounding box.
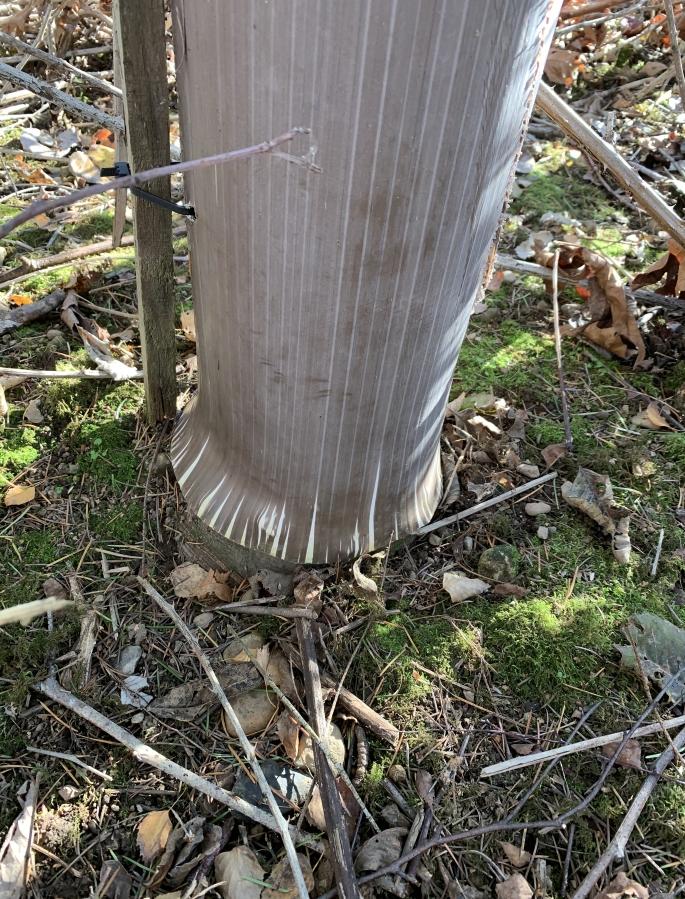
[114,0,176,422]
[170,0,561,568]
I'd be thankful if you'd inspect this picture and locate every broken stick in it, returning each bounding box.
[535,82,685,246]
[571,724,685,899]
[296,616,361,899]
[138,576,310,899]
[37,675,323,850]
[481,712,685,777]
[417,472,557,536]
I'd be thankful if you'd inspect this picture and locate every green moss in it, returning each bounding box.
[510,168,616,222]
[90,503,142,542]
[21,530,57,564]
[0,423,39,487]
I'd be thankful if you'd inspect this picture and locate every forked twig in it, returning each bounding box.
[137,577,310,899]
[0,128,312,239]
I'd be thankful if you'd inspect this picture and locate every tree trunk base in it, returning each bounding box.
[175,508,296,579]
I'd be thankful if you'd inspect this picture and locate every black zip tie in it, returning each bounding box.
[100,161,195,218]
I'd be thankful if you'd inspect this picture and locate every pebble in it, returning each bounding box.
[59,785,79,801]
[193,612,215,629]
[475,307,502,324]
[517,463,540,479]
[295,722,346,771]
[130,712,144,724]
[233,759,313,815]
[387,764,407,783]
[478,546,519,582]
[525,502,551,517]
[537,526,549,540]
[428,533,441,546]
[46,329,62,339]
[560,302,585,317]
[463,536,473,552]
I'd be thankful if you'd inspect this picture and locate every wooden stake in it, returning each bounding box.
[113,0,176,422]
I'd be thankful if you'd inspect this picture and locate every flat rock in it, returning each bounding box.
[525,502,551,517]
[294,721,345,770]
[537,526,549,540]
[192,612,215,629]
[116,645,142,675]
[516,463,540,479]
[478,546,519,582]
[222,688,278,737]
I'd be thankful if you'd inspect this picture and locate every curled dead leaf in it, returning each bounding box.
[495,873,533,899]
[415,769,434,806]
[541,442,567,468]
[595,872,648,899]
[136,809,172,863]
[352,557,378,595]
[4,484,35,506]
[354,827,408,874]
[500,841,532,868]
[602,738,641,769]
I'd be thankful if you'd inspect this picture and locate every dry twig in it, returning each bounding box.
[552,249,573,450]
[137,576,311,899]
[664,0,685,112]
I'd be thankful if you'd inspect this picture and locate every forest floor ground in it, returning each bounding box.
[2,8,685,899]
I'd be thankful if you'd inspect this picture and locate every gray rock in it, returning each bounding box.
[478,546,519,582]
[46,328,62,339]
[47,333,69,354]
[233,760,313,816]
[560,303,585,318]
[474,307,502,323]
[193,612,215,629]
[537,525,549,540]
[525,502,551,517]
[380,803,411,828]
[116,645,142,675]
[517,463,540,479]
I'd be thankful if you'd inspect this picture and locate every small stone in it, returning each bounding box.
[478,545,519,582]
[295,722,346,770]
[192,611,215,629]
[222,688,279,737]
[233,759,314,814]
[537,526,549,540]
[130,712,144,724]
[548,526,557,533]
[475,307,502,323]
[428,533,441,546]
[517,463,540,479]
[525,502,551,517]
[560,303,585,317]
[463,536,473,552]
[388,764,407,783]
[380,803,411,828]
[47,333,69,354]
[59,785,78,801]
[116,645,142,675]
[46,329,62,339]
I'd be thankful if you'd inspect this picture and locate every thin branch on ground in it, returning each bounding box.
[137,576,311,899]
[552,249,573,449]
[664,0,685,112]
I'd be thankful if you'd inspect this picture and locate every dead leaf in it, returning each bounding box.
[492,583,527,598]
[500,842,532,868]
[26,167,56,185]
[8,294,32,306]
[97,859,132,899]
[615,612,685,703]
[277,710,300,760]
[354,827,408,874]
[214,845,266,899]
[562,468,631,563]
[147,826,185,890]
[169,561,232,602]
[262,853,315,899]
[4,484,35,507]
[632,239,685,299]
[23,400,43,424]
[293,569,324,610]
[415,769,434,806]
[180,310,196,341]
[646,402,671,429]
[595,872,649,899]
[222,688,279,737]
[0,780,37,899]
[137,809,172,862]
[511,742,537,756]
[495,873,534,899]
[352,557,378,595]
[92,128,116,148]
[541,443,567,467]
[166,822,222,887]
[545,48,577,84]
[602,738,641,769]
[443,571,490,602]
[148,661,262,721]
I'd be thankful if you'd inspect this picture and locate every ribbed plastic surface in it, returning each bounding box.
[171,0,560,564]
